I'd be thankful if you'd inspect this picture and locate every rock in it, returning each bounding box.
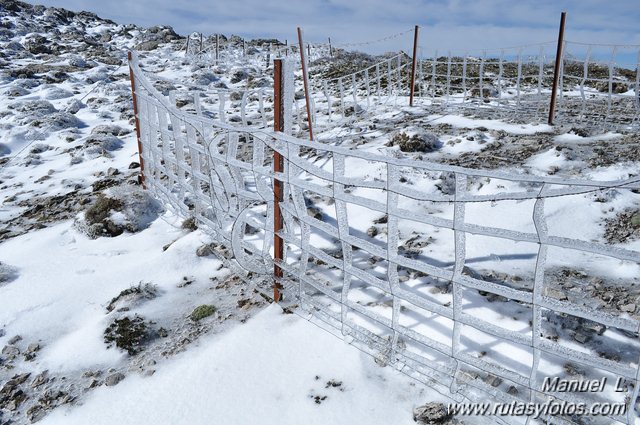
[307,206,322,220]
[574,332,589,344]
[31,371,49,388]
[230,69,248,84]
[2,345,20,359]
[91,124,129,137]
[619,303,636,313]
[366,226,378,238]
[83,134,124,155]
[29,143,49,154]
[106,282,157,313]
[373,215,388,224]
[66,99,84,114]
[435,173,456,195]
[484,374,503,387]
[134,40,160,51]
[23,35,50,54]
[26,404,46,422]
[413,402,452,424]
[128,161,141,169]
[196,244,215,257]
[106,167,119,176]
[0,263,19,284]
[544,287,568,301]
[104,372,125,386]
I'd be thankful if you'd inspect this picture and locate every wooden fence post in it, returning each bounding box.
[199,33,203,52]
[548,12,567,125]
[410,25,419,107]
[297,27,314,141]
[273,59,285,302]
[328,37,333,57]
[127,51,145,188]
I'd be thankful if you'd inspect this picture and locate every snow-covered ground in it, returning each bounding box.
[1,1,639,425]
[40,304,453,425]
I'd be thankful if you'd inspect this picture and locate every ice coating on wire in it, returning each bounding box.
[129,51,640,424]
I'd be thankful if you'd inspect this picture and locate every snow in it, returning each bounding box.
[426,114,554,135]
[0,3,639,424]
[41,305,448,425]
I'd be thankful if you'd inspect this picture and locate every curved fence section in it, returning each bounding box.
[130,52,640,424]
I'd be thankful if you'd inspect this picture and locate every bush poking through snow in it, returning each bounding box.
[190,305,216,322]
[75,186,163,238]
[388,130,441,153]
[181,217,198,232]
[106,282,158,313]
[104,315,149,355]
[85,195,123,224]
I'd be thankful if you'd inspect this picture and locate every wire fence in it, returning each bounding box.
[130,51,640,425]
[416,41,640,130]
[179,31,640,133]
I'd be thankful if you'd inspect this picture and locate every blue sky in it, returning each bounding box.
[26,0,640,62]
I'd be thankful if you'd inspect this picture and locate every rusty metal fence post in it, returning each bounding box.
[297,27,314,141]
[127,51,145,188]
[273,59,285,302]
[548,12,567,125]
[410,25,419,106]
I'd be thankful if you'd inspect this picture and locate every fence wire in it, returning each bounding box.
[130,52,640,425]
[417,41,640,131]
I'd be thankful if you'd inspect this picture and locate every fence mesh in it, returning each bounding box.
[130,49,640,424]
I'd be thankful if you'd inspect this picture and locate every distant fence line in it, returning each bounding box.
[129,50,640,424]
[178,28,640,133]
[416,40,640,130]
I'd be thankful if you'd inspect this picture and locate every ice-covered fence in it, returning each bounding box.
[140,69,272,128]
[417,41,640,131]
[306,53,410,131]
[417,43,557,121]
[558,42,640,129]
[129,52,640,424]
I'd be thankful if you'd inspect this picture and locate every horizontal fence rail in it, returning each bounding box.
[130,51,640,424]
